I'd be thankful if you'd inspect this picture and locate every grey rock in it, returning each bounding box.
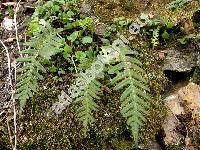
[91,16,107,36]
[80,2,92,14]
[163,93,185,145]
[163,48,198,72]
[138,141,162,150]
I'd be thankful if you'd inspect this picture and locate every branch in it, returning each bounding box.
[6,114,14,150]
[0,40,17,150]
[14,0,22,57]
[13,1,22,149]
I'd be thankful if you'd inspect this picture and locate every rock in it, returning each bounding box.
[163,82,200,147]
[164,94,185,115]
[138,141,162,150]
[80,2,92,15]
[178,82,200,120]
[163,113,184,145]
[163,48,198,72]
[91,15,106,36]
[1,17,14,31]
[164,94,185,145]
[185,137,196,150]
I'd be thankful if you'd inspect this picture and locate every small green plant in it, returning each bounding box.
[0,12,3,21]
[139,13,180,47]
[76,50,97,71]
[105,16,131,37]
[75,51,86,61]
[48,66,57,73]
[138,13,163,47]
[162,30,170,39]
[177,37,188,44]
[28,0,94,72]
[7,5,14,18]
[151,26,160,47]
[82,36,93,44]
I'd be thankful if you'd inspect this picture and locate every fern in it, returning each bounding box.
[15,24,64,113]
[108,46,150,144]
[74,79,101,134]
[151,26,160,48]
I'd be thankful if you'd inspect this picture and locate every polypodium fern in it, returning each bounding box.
[15,24,64,113]
[151,26,160,48]
[108,46,150,144]
[74,79,101,134]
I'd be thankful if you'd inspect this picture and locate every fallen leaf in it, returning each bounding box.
[5,37,15,43]
[2,2,16,6]
[158,51,165,60]
[2,17,14,30]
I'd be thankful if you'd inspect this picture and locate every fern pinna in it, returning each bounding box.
[108,46,150,144]
[74,79,101,134]
[15,25,64,113]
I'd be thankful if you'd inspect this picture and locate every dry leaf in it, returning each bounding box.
[2,17,14,30]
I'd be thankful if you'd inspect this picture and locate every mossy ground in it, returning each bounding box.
[1,0,200,149]
[16,27,169,150]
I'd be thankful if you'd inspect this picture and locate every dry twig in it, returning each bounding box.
[14,0,22,57]
[12,1,23,149]
[6,112,14,150]
[0,40,17,150]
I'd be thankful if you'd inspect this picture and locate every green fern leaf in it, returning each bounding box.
[151,27,160,47]
[15,25,63,113]
[75,79,101,133]
[109,46,150,144]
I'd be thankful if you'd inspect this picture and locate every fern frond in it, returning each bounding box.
[74,79,101,133]
[151,26,160,47]
[15,25,64,113]
[109,46,150,144]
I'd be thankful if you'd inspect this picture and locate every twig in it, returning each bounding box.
[0,40,12,87]
[0,111,5,117]
[71,55,78,73]
[13,1,22,150]
[6,113,14,150]
[14,0,22,57]
[0,40,17,150]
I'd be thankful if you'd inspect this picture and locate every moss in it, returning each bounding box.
[89,0,145,23]
[166,144,185,150]
[2,0,199,149]
[110,137,134,150]
[0,135,10,150]
[15,66,168,149]
[191,67,200,85]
